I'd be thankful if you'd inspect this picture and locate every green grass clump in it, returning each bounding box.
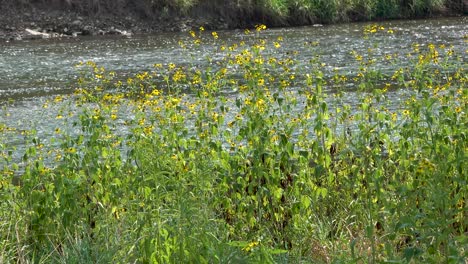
[1,25,467,263]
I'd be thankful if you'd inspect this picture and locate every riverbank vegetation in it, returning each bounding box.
[1,0,466,28]
[1,25,467,263]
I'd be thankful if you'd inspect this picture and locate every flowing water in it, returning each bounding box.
[0,17,467,161]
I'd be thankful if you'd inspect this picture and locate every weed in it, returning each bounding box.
[1,24,466,263]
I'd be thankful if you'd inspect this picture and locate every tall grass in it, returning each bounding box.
[1,25,467,263]
[0,0,461,25]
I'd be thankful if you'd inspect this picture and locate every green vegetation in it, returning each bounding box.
[1,25,467,263]
[1,0,465,27]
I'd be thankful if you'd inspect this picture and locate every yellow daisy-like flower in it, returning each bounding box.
[257,78,265,86]
[255,24,267,31]
[67,147,77,154]
[151,89,161,96]
[242,241,260,252]
[143,125,154,135]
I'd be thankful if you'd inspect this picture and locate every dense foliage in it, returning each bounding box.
[0,25,467,263]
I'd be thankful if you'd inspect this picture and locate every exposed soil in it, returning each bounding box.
[0,3,234,41]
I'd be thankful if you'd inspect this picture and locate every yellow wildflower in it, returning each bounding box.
[257,78,265,86]
[255,24,267,31]
[242,241,260,252]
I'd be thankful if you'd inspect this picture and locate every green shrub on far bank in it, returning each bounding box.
[375,0,401,19]
[0,0,463,27]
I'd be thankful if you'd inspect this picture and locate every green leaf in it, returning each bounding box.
[301,195,311,208]
[268,248,288,255]
[273,187,283,200]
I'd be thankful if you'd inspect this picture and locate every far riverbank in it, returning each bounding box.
[0,0,466,41]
